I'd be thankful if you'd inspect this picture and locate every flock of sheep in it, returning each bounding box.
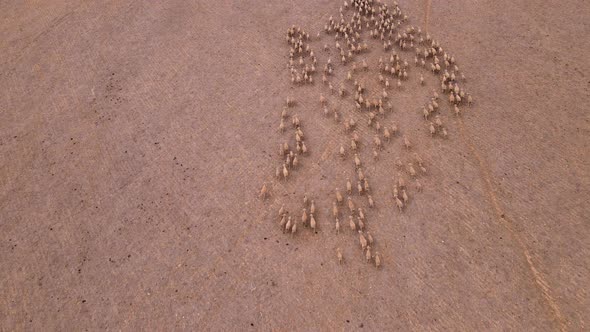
[260,0,474,268]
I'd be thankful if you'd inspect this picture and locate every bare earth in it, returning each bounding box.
[1,0,589,330]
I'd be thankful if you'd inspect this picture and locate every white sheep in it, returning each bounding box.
[429,122,436,136]
[285,216,293,233]
[346,178,352,194]
[280,214,288,230]
[336,188,343,205]
[395,197,404,212]
[310,214,317,231]
[365,246,372,262]
[349,216,356,231]
[348,197,355,213]
[359,231,368,249]
[403,135,411,150]
[337,248,343,264]
[354,153,362,168]
[278,204,285,217]
[357,216,365,231]
[357,168,365,181]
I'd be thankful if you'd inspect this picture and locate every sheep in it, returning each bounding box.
[288,215,297,234]
[335,217,341,234]
[363,178,370,193]
[357,168,365,181]
[442,127,448,138]
[390,122,398,136]
[408,163,417,178]
[362,59,368,70]
[357,216,365,231]
[423,107,430,120]
[283,164,289,180]
[374,251,381,268]
[332,201,339,218]
[349,215,356,231]
[301,208,308,226]
[420,74,425,85]
[397,172,406,188]
[310,200,316,214]
[467,94,473,106]
[428,121,436,136]
[286,97,294,107]
[279,118,286,134]
[346,178,352,194]
[285,216,293,233]
[348,197,355,214]
[310,214,317,231]
[395,197,404,212]
[385,79,390,89]
[367,195,375,208]
[383,127,391,141]
[292,155,299,169]
[303,194,309,207]
[454,105,461,116]
[435,115,443,127]
[397,79,402,89]
[351,139,357,151]
[320,94,327,105]
[358,207,365,221]
[374,135,382,150]
[359,231,368,249]
[373,149,379,161]
[354,154,362,168]
[415,179,423,192]
[337,248,343,264]
[280,214,288,230]
[336,188,343,205]
[403,135,411,150]
[278,204,285,218]
[365,246,372,262]
[302,142,308,154]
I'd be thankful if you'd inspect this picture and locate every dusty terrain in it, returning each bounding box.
[1,0,589,330]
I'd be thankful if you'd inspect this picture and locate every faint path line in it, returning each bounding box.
[423,0,432,33]
[455,116,567,331]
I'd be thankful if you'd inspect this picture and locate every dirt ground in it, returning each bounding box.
[1,0,589,330]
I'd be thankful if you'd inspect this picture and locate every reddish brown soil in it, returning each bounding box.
[1,1,588,330]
